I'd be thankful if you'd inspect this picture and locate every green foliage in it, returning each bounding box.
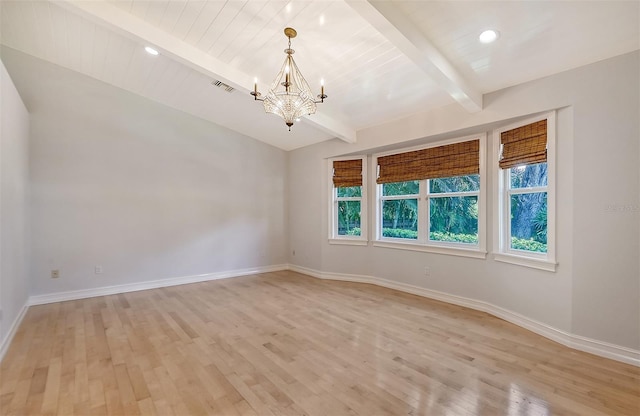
[509,163,548,244]
[351,227,546,253]
[380,177,479,237]
[429,196,478,236]
[382,228,418,239]
[338,174,547,253]
[430,231,478,244]
[382,181,419,196]
[381,229,478,244]
[532,209,547,242]
[511,237,547,253]
[510,163,547,189]
[430,176,479,236]
[430,175,479,193]
[382,199,418,231]
[337,200,361,235]
[337,186,362,197]
[381,182,419,232]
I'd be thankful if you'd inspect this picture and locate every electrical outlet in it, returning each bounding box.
[51,269,60,279]
[424,267,431,276]
[95,265,103,274]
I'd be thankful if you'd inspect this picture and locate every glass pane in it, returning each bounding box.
[510,162,548,189]
[382,181,419,196]
[510,192,547,253]
[337,201,361,236]
[429,196,478,244]
[381,199,418,239]
[337,186,362,197]
[429,174,480,194]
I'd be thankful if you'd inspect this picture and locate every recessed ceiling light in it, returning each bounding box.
[479,29,499,44]
[144,46,159,56]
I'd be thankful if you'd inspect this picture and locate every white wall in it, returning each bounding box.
[289,144,323,270]
[0,59,30,347]
[289,51,639,351]
[570,55,639,347]
[2,49,288,297]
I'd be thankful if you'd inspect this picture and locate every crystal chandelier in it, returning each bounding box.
[251,28,327,131]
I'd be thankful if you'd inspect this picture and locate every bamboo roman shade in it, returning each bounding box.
[376,140,479,184]
[333,159,362,187]
[499,119,547,169]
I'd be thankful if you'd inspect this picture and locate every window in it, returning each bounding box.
[380,181,419,239]
[507,163,548,252]
[429,174,480,244]
[494,113,556,271]
[374,136,486,258]
[329,157,367,244]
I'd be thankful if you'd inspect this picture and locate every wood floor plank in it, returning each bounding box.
[1,271,638,415]
[41,356,62,414]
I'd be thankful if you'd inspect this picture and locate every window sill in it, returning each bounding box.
[329,238,368,246]
[373,240,487,259]
[493,253,557,272]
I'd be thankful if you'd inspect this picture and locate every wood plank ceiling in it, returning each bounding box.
[1,1,638,150]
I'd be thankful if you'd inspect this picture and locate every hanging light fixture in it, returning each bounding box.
[250,27,327,131]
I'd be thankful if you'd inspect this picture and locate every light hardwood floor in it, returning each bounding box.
[1,271,638,415]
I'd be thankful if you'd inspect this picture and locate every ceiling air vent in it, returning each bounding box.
[211,79,235,93]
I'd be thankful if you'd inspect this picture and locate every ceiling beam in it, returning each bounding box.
[346,0,483,113]
[52,0,356,144]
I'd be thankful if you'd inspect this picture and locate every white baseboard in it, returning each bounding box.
[29,264,289,306]
[0,302,29,363]
[288,264,640,367]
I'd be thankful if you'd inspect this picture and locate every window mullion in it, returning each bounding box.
[509,186,548,195]
[380,194,420,201]
[429,190,480,198]
[377,186,383,240]
[505,169,515,252]
[506,184,512,252]
[419,180,429,243]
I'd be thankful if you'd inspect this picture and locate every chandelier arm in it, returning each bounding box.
[250,91,264,101]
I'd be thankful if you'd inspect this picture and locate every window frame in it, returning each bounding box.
[493,112,557,271]
[373,134,487,259]
[328,156,368,245]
